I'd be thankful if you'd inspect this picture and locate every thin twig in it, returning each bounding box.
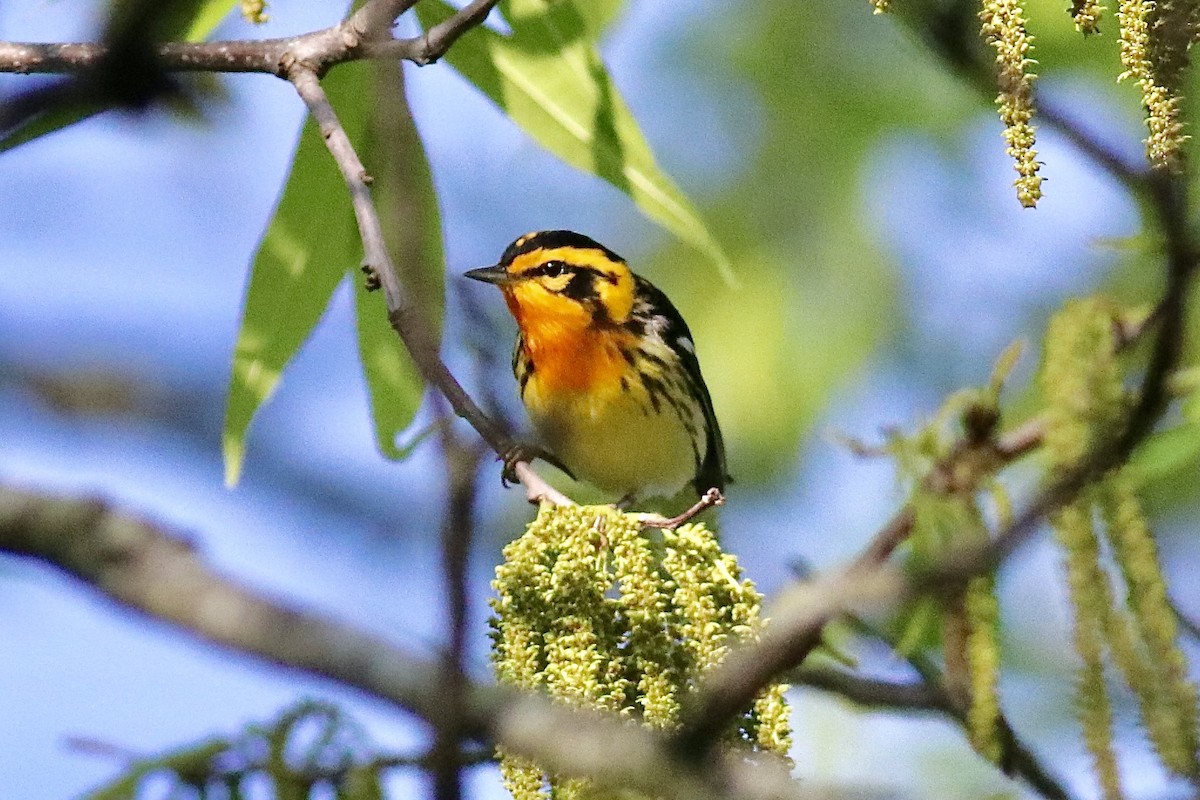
[789,665,953,715]
[837,615,1073,800]
[362,0,500,65]
[285,63,568,505]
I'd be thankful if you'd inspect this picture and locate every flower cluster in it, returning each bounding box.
[490,504,792,800]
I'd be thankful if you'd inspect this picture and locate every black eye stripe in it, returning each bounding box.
[528,262,620,284]
[562,269,596,301]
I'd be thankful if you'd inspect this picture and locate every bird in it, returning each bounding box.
[465,230,728,506]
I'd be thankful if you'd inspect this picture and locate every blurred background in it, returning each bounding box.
[2,0,1197,797]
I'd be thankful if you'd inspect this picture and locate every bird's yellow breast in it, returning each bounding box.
[521,357,699,497]
[515,318,702,497]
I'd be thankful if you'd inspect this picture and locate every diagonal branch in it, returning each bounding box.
[675,414,1047,755]
[286,63,568,505]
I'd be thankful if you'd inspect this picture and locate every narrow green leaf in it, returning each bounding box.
[224,58,436,482]
[355,61,443,459]
[575,0,627,35]
[183,0,240,40]
[337,765,386,800]
[0,93,109,155]
[83,738,230,800]
[223,64,367,485]
[1128,422,1200,486]
[415,0,733,283]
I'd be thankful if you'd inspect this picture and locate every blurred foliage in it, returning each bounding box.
[0,0,235,153]
[1041,298,1200,792]
[84,701,391,800]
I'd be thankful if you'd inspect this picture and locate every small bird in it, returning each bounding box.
[465,230,728,504]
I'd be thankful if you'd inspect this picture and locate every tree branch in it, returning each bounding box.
[0,484,810,800]
[0,0,499,76]
[285,60,568,505]
[362,0,500,65]
[433,416,483,800]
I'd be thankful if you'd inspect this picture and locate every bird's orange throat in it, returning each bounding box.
[504,288,629,395]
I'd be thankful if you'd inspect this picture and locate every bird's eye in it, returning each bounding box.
[543,261,566,278]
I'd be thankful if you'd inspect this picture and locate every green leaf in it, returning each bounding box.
[224,59,437,483]
[223,67,362,485]
[894,595,941,656]
[183,0,240,40]
[356,61,443,459]
[1,0,239,154]
[337,765,386,800]
[0,93,110,155]
[84,738,230,800]
[574,0,627,35]
[415,0,733,283]
[1128,422,1200,487]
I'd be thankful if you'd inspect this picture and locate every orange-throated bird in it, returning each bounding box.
[465,230,728,504]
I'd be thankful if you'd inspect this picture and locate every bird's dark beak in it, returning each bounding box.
[464,265,511,286]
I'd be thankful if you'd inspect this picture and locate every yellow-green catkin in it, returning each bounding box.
[1054,499,1125,800]
[1040,299,1129,799]
[490,505,792,800]
[1071,0,1107,34]
[1100,474,1200,775]
[979,0,1044,207]
[240,0,268,24]
[870,0,891,14]
[1039,296,1200,788]
[1041,297,1123,470]
[965,574,1003,764]
[1117,0,1194,169]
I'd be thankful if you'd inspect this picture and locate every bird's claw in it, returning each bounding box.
[499,441,574,487]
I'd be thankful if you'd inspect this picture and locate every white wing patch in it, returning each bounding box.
[676,335,695,354]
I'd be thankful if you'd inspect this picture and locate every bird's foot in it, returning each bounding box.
[636,487,725,530]
[499,441,574,488]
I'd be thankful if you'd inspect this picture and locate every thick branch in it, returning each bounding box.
[0,484,807,800]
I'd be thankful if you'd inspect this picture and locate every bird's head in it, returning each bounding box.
[465,230,636,331]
